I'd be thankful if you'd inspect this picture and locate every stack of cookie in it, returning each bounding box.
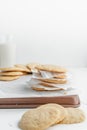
[0,63,67,85]
[28,64,68,91]
[0,64,31,81]
[19,103,85,130]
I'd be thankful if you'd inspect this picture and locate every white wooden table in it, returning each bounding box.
[0,68,87,130]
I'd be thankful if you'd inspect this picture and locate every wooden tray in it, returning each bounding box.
[0,95,80,108]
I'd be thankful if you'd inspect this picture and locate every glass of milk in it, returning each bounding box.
[0,35,16,68]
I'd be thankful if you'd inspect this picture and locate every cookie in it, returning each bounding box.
[27,63,41,69]
[0,67,30,73]
[15,64,30,70]
[59,108,85,124]
[38,103,66,123]
[19,103,65,130]
[35,64,67,73]
[0,76,20,81]
[0,71,24,76]
[36,78,67,84]
[39,82,56,87]
[39,82,67,90]
[53,74,66,79]
[15,64,32,73]
[31,84,63,91]
[39,71,66,79]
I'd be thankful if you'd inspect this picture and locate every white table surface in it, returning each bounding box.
[0,68,87,130]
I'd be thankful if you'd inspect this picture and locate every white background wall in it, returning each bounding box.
[0,0,87,67]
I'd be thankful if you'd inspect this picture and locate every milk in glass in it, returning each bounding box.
[0,35,16,68]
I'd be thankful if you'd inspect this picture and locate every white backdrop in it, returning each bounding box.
[0,0,87,67]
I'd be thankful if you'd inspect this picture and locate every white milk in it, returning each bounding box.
[0,43,16,68]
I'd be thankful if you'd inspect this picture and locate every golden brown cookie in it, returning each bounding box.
[15,64,30,70]
[0,71,24,76]
[59,108,85,124]
[39,82,66,90]
[38,103,66,124]
[35,64,67,73]
[0,67,30,73]
[19,103,65,130]
[0,76,20,81]
[39,82,56,87]
[26,63,41,69]
[36,78,67,84]
[53,74,66,79]
[15,64,32,73]
[31,84,63,91]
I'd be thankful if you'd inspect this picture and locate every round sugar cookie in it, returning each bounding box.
[27,63,41,69]
[0,67,30,73]
[35,64,67,73]
[0,71,24,76]
[59,108,85,124]
[19,104,65,130]
[37,78,67,84]
[0,76,20,81]
[31,84,63,91]
[38,103,66,123]
[53,74,66,79]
